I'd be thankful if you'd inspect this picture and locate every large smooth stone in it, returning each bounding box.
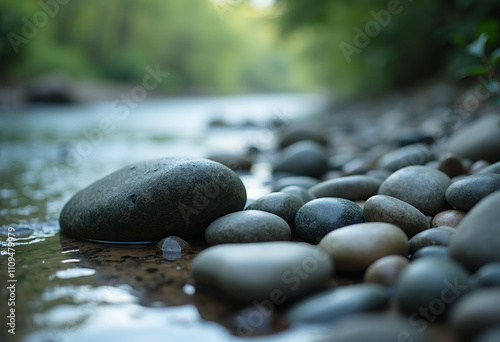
[449,288,500,342]
[377,143,435,172]
[191,242,333,302]
[295,198,364,243]
[286,284,389,324]
[309,175,382,201]
[409,226,456,254]
[272,141,328,178]
[378,166,451,215]
[363,255,409,288]
[205,210,291,245]
[327,314,431,342]
[319,222,408,273]
[395,257,470,316]
[443,114,500,162]
[363,195,429,237]
[445,173,500,210]
[279,185,316,203]
[471,262,500,289]
[59,157,247,242]
[449,191,500,271]
[245,192,303,229]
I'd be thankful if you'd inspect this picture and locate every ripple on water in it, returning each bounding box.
[49,268,96,280]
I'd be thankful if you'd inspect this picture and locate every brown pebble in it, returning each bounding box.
[363,255,409,287]
[437,153,464,178]
[431,210,466,228]
[469,160,491,174]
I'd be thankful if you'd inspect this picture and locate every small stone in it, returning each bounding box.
[449,190,500,271]
[445,173,500,210]
[471,262,500,289]
[272,141,328,178]
[363,195,429,238]
[363,255,409,288]
[286,284,389,324]
[205,210,291,246]
[431,210,466,228]
[155,235,192,261]
[319,222,408,273]
[341,158,370,176]
[378,166,451,215]
[59,157,247,242]
[245,192,303,229]
[449,288,500,342]
[478,161,500,174]
[365,169,392,181]
[437,154,464,178]
[309,175,382,201]
[295,198,364,243]
[206,152,252,171]
[191,242,333,302]
[395,257,470,316]
[409,226,456,254]
[272,176,319,191]
[443,114,500,162]
[411,245,449,260]
[279,185,316,203]
[277,123,328,148]
[376,143,434,172]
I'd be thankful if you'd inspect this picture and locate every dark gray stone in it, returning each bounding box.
[309,175,382,201]
[205,210,291,245]
[449,288,500,342]
[445,173,500,210]
[396,257,470,315]
[245,192,303,228]
[295,198,364,243]
[272,141,328,178]
[279,185,316,203]
[449,191,500,271]
[378,166,451,215]
[444,114,500,162]
[475,327,500,342]
[409,226,456,254]
[286,284,389,324]
[471,262,500,289]
[59,157,247,242]
[191,242,333,302]
[272,176,319,191]
[377,143,435,172]
[364,195,429,238]
[437,154,464,178]
[206,152,252,171]
[277,123,328,148]
[411,245,450,260]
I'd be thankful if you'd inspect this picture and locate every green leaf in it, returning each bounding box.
[455,65,488,79]
[490,47,500,66]
[467,33,488,57]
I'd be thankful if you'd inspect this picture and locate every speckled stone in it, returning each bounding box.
[445,173,500,210]
[279,185,316,203]
[309,175,382,201]
[437,154,464,178]
[59,157,247,242]
[205,210,291,246]
[449,288,500,342]
[471,262,500,289]
[411,245,450,260]
[409,226,456,254]
[396,257,470,316]
[376,143,434,172]
[431,210,466,228]
[363,195,429,238]
[363,255,409,287]
[378,166,451,216]
[327,314,431,342]
[245,192,303,229]
[478,161,500,174]
[286,284,389,324]
[295,198,364,243]
[191,242,333,302]
[272,141,328,178]
[272,176,319,191]
[319,222,408,273]
[449,191,500,271]
[444,114,500,162]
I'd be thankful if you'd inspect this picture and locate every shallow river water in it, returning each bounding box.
[0,93,330,341]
